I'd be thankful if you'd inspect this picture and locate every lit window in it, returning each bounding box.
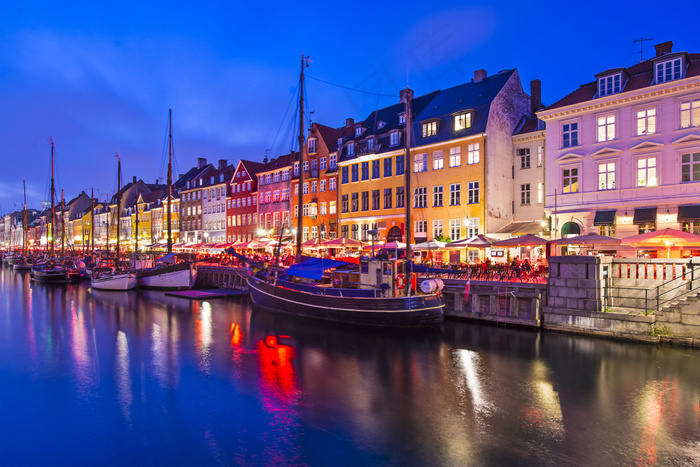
[450,147,461,167]
[563,168,578,193]
[597,115,616,142]
[433,150,443,170]
[636,157,657,187]
[636,108,656,135]
[422,121,437,138]
[454,113,472,131]
[433,219,443,239]
[680,99,700,129]
[329,177,336,191]
[414,153,427,172]
[537,182,543,204]
[467,143,480,165]
[537,146,543,167]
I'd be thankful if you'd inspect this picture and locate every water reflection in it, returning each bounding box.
[0,267,699,466]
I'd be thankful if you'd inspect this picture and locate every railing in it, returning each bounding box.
[654,263,700,312]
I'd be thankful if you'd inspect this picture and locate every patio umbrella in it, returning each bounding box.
[412,239,447,251]
[621,228,700,247]
[491,234,548,248]
[552,233,621,246]
[447,234,499,248]
[320,237,364,249]
[302,237,321,248]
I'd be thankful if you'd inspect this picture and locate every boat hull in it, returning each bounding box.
[91,273,138,291]
[31,268,69,283]
[137,264,196,290]
[247,273,444,327]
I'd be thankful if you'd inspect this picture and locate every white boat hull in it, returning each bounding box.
[138,268,196,290]
[91,273,138,291]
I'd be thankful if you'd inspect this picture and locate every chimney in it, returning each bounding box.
[197,157,207,169]
[655,41,673,57]
[530,79,542,115]
[399,88,414,103]
[345,118,354,128]
[218,159,227,169]
[474,69,487,83]
[133,176,137,184]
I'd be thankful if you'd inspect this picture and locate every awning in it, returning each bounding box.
[495,221,544,235]
[561,222,581,236]
[593,210,616,226]
[633,207,657,225]
[286,258,351,280]
[678,205,700,221]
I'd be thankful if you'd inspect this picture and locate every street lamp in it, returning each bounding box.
[368,229,379,257]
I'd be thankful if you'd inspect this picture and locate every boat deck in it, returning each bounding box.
[164,289,248,300]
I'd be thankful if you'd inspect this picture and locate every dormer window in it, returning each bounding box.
[347,142,355,156]
[398,113,406,125]
[210,176,215,184]
[454,112,472,131]
[390,131,401,146]
[377,120,386,130]
[337,137,344,148]
[366,137,375,152]
[422,121,438,138]
[355,127,364,137]
[656,57,683,83]
[308,137,317,154]
[598,74,621,97]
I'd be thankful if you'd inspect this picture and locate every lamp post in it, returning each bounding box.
[368,229,379,257]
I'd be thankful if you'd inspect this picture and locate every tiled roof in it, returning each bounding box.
[514,116,545,135]
[547,51,700,110]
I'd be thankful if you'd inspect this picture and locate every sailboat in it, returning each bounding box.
[91,155,137,291]
[244,56,444,326]
[14,179,33,271]
[135,109,197,290]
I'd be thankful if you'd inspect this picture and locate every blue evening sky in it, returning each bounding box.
[0,0,695,211]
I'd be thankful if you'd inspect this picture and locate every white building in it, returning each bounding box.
[538,41,700,254]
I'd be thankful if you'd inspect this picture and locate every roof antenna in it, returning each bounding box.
[633,37,653,62]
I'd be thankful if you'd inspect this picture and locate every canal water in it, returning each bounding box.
[1,268,699,466]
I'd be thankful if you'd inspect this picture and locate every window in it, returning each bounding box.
[680,99,700,128]
[681,152,700,182]
[282,188,289,200]
[347,142,355,156]
[311,159,317,172]
[372,190,380,210]
[537,182,544,204]
[448,219,459,240]
[351,193,358,211]
[433,219,443,239]
[303,227,309,241]
[341,194,349,213]
[598,74,621,97]
[656,58,682,83]
[433,185,443,207]
[384,157,393,177]
[396,187,405,208]
[562,122,579,148]
[450,147,461,167]
[282,170,289,181]
[351,224,359,240]
[303,161,309,173]
[367,138,374,152]
[320,157,327,170]
[390,132,400,146]
[341,224,349,238]
[422,121,437,138]
[302,204,309,217]
[329,154,337,169]
[518,148,530,169]
[465,217,479,238]
[384,188,392,209]
[361,191,369,211]
[311,181,317,193]
[598,162,616,190]
[351,164,359,182]
[597,115,616,142]
[329,178,336,191]
[396,155,405,175]
[414,153,427,172]
[355,127,363,137]
[414,187,427,208]
[311,226,318,239]
[361,223,369,241]
[361,162,369,180]
[273,172,280,183]
[455,113,472,131]
[521,184,531,205]
[467,181,479,204]
[433,150,443,170]
[637,157,657,187]
[273,190,280,202]
[303,182,309,195]
[636,107,657,135]
[563,168,579,193]
[682,221,700,235]
[320,180,326,192]
[468,143,480,164]
[415,220,427,237]
[308,138,317,154]
[329,201,336,214]
[372,160,380,179]
[398,113,405,125]
[449,183,461,205]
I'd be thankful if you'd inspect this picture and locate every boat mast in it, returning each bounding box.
[23,179,27,256]
[404,88,412,295]
[295,54,310,263]
[167,109,173,254]
[116,154,121,269]
[50,139,55,257]
[90,188,94,254]
[61,189,65,257]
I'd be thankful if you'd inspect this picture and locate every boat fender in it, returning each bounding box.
[411,272,417,291]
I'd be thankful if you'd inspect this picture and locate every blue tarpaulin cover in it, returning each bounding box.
[286,258,350,280]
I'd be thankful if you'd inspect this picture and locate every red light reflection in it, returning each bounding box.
[257,335,298,403]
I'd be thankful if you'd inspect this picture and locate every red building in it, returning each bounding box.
[227,159,263,243]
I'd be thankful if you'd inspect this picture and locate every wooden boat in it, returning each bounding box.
[13,257,32,271]
[91,155,137,291]
[245,56,444,326]
[31,259,69,283]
